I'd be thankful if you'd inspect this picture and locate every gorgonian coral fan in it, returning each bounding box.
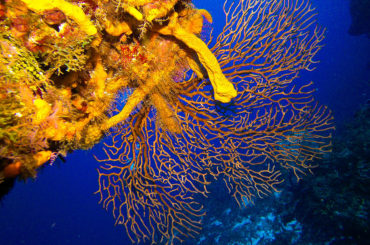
[0,0,334,244]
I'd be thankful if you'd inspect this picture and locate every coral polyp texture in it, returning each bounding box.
[0,0,334,244]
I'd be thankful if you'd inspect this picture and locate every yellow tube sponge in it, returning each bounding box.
[124,5,143,21]
[103,71,163,130]
[158,13,237,103]
[20,0,97,35]
[198,9,213,24]
[103,87,146,130]
[150,92,180,134]
[180,9,212,35]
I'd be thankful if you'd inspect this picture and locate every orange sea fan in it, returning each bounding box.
[95,0,334,244]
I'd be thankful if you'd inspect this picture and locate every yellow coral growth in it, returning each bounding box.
[104,20,132,36]
[90,60,107,99]
[33,151,52,167]
[158,13,237,103]
[198,9,213,24]
[20,0,97,35]
[151,92,180,134]
[45,121,68,141]
[33,99,51,124]
[124,5,143,21]
[120,0,178,22]
[120,0,153,6]
[143,0,178,22]
[103,70,164,130]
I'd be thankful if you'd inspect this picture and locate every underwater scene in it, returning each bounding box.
[0,0,368,244]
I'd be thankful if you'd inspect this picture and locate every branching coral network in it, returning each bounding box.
[0,0,334,244]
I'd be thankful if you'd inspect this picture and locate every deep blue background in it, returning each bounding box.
[0,1,369,244]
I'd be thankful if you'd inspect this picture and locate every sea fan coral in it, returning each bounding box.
[95,0,334,243]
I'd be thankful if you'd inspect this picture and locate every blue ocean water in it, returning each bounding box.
[0,1,369,245]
